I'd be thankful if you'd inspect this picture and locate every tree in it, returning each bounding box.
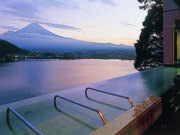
[0,40,29,57]
[134,0,163,70]
[174,0,180,7]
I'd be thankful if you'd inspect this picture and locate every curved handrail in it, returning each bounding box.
[6,107,43,135]
[54,95,106,125]
[85,87,134,107]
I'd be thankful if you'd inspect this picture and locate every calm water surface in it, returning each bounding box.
[0,59,137,105]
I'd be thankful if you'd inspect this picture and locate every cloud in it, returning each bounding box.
[88,0,116,5]
[0,9,40,20]
[0,1,40,19]
[0,0,78,20]
[0,25,18,30]
[23,20,81,31]
[46,0,79,9]
[101,0,115,5]
[120,23,138,27]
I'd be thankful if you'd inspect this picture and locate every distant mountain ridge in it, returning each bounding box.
[0,23,135,52]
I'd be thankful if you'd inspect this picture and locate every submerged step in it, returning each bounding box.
[89,96,162,135]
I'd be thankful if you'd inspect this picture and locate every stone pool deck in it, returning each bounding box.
[0,66,179,135]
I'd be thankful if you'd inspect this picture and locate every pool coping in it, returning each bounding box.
[89,96,162,135]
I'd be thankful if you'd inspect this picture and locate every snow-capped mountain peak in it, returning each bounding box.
[15,23,58,37]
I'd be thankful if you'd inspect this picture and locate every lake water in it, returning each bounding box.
[0,59,137,105]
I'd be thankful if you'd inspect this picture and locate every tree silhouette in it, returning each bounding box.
[0,40,29,57]
[174,0,180,7]
[134,0,163,70]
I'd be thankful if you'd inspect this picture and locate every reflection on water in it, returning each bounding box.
[0,59,136,105]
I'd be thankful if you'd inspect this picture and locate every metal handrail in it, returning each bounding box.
[6,107,43,135]
[85,87,134,107]
[54,95,106,125]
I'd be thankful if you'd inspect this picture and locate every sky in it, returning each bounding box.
[0,0,147,46]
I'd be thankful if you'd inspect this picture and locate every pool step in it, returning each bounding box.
[6,107,43,135]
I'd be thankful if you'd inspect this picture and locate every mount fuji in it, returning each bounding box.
[0,23,135,52]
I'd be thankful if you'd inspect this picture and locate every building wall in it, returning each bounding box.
[177,32,180,59]
[163,0,180,65]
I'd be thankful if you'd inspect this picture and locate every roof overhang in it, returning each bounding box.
[174,0,180,7]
